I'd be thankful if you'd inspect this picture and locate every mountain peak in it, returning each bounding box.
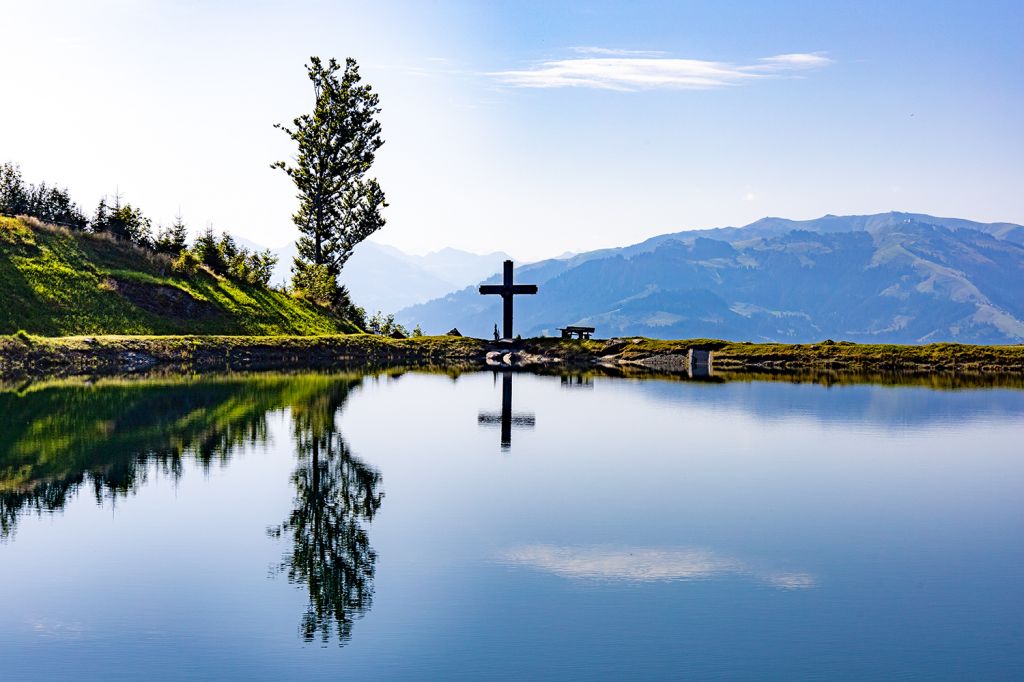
[399,211,1024,344]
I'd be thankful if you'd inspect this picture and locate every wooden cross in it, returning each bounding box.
[479,260,538,340]
[477,371,535,450]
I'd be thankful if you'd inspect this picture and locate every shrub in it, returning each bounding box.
[243,249,277,287]
[171,250,201,276]
[333,285,365,329]
[366,310,409,337]
[291,261,337,306]
[226,247,278,287]
[193,226,227,274]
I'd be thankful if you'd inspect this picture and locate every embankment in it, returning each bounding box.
[2,334,1022,380]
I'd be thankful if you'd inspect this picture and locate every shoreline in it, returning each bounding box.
[2,333,1023,382]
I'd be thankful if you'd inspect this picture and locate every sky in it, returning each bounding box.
[1,0,1022,260]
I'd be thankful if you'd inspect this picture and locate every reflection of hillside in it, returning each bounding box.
[0,372,386,647]
[0,374,363,539]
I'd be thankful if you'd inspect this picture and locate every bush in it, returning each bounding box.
[245,250,278,287]
[227,247,277,287]
[332,285,365,328]
[171,250,201,276]
[193,226,227,274]
[366,310,409,337]
[291,261,337,306]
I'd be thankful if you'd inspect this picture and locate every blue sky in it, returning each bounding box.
[1,0,1021,259]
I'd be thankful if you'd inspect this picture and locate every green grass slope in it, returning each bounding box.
[0,216,359,336]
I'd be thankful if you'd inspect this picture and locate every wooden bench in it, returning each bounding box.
[559,325,596,340]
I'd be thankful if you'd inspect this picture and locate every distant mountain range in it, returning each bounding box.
[397,212,1024,344]
[269,241,510,314]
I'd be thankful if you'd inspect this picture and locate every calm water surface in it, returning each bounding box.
[1,371,1022,679]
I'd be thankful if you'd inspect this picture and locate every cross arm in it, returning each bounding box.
[478,413,537,426]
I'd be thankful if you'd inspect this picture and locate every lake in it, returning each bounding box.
[1,370,1022,679]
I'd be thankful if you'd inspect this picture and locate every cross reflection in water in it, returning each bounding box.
[561,374,593,389]
[477,371,536,451]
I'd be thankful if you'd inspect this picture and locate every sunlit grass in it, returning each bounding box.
[0,216,358,336]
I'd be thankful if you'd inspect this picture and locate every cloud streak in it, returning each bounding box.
[498,544,816,589]
[490,52,831,91]
[569,46,669,57]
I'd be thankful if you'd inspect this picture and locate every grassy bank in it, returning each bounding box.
[513,337,1024,373]
[0,216,358,335]
[1,333,1022,380]
[0,333,488,378]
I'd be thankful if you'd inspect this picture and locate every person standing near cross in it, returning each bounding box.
[479,260,538,340]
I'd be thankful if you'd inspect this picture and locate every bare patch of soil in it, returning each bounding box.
[105,278,218,319]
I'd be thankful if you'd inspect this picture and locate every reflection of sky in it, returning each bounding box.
[3,371,1023,678]
[617,377,1024,430]
[498,544,815,590]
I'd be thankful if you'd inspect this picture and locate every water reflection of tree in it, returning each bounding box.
[268,381,383,646]
[1,374,386,646]
[1,375,330,540]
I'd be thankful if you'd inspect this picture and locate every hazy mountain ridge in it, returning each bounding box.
[270,241,510,314]
[398,212,1024,343]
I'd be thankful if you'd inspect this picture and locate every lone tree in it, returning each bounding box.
[273,57,386,307]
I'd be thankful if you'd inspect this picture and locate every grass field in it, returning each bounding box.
[0,216,359,336]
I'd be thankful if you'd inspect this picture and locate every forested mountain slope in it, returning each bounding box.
[399,212,1024,344]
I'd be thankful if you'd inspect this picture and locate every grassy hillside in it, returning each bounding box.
[0,216,359,335]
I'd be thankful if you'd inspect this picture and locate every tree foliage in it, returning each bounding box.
[273,57,387,305]
[190,226,278,286]
[2,160,280,291]
[1,161,87,229]
[170,249,201,276]
[366,311,409,338]
[92,194,153,246]
[154,212,189,255]
[233,249,278,287]
[291,261,337,306]
[192,226,227,274]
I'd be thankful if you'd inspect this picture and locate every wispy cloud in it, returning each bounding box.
[490,51,832,91]
[497,544,816,589]
[500,546,739,581]
[756,53,833,68]
[569,46,669,57]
